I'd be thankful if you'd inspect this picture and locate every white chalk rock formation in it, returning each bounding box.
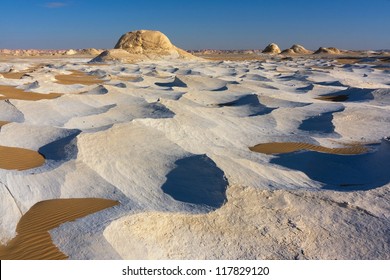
[281,44,311,55]
[314,47,341,55]
[79,48,102,56]
[262,43,281,54]
[91,30,196,63]
[64,49,77,55]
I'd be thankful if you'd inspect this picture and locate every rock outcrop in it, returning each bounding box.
[262,43,281,54]
[281,44,312,55]
[64,49,77,55]
[79,48,102,56]
[91,30,196,63]
[314,47,341,55]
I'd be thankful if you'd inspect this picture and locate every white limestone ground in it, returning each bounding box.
[0,55,389,259]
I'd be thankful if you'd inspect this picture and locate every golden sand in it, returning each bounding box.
[0,64,44,79]
[0,121,10,127]
[54,70,103,85]
[249,142,368,155]
[0,85,61,101]
[0,198,119,260]
[1,71,27,79]
[0,146,45,170]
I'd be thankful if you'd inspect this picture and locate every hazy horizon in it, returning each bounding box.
[1,0,390,51]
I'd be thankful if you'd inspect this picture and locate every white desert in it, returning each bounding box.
[0,29,389,260]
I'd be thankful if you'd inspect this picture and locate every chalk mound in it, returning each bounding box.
[64,49,77,55]
[280,48,295,55]
[291,44,311,54]
[115,30,195,59]
[79,48,102,56]
[262,43,281,54]
[90,49,142,63]
[91,30,196,63]
[281,44,311,55]
[314,47,341,55]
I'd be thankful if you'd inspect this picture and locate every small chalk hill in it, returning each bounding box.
[262,43,281,54]
[91,30,196,63]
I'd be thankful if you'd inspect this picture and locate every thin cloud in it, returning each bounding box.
[44,2,67,8]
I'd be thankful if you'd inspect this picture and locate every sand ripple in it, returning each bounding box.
[0,145,45,170]
[0,198,118,260]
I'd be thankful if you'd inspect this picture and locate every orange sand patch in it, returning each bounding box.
[0,146,45,170]
[55,70,103,85]
[0,85,60,101]
[249,142,368,155]
[0,64,45,79]
[0,198,119,260]
[0,121,10,127]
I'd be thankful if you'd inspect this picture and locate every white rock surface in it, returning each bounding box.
[0,55,389,259]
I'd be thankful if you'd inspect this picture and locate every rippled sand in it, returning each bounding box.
[0,145,45,170]
[0,198,118,260]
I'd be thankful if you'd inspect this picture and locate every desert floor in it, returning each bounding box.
[0,54,389,259]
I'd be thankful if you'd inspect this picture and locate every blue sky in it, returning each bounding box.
[1,0,389,50]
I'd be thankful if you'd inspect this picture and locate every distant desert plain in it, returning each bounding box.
[0,30,389,259]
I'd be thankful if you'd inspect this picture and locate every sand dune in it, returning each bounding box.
[0,145,45,170]
[249,142,368,155]
[0,198,118,260]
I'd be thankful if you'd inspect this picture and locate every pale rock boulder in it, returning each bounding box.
[79,48,102,56]
[291,44,311,54]
[314,47,341,55]
[64,49,77,55]
[281,44,312,55]
[91,49,142,63]
[262,43,281,54]
[91,30,197,63]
